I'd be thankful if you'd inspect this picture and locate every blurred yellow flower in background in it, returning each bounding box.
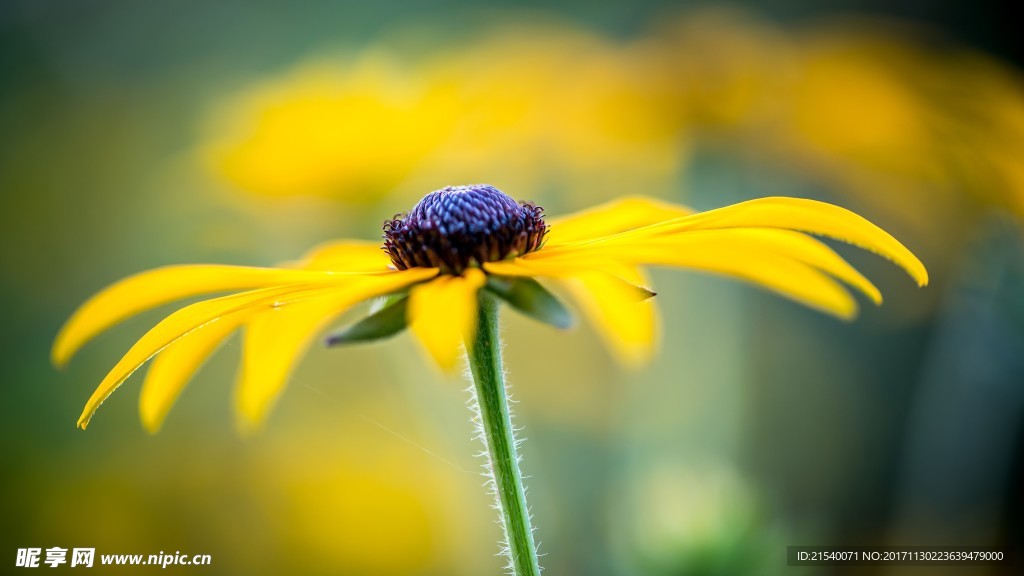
[423,26,685,198]
[203,55,459,201]
[642,10,1024,241]
[201,25,688,206]
[55,184,925,432]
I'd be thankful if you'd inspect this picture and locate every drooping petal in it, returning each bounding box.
[408,268,487,372]
[78,267,438,430]
[487,259,658,364]
[501,232,861,319]
[293,240,393,272]
[617,197,928,286]
[526,228,882,305]
[234,269,434,430]
[77,285,312,429]
[725,248,858,317]
[560,268,658,367]
[546,196,693,246]
[53,264,360,368]
[140,314,244,433]
[235,298,344,432]
[628,244,860,319]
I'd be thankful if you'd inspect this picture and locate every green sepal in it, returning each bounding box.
[325,294,409,346]
[485,275,573,329]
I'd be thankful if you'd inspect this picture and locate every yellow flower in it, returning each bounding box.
[202,55,459,200]
[54,185,926,432]
[200,27,687,205]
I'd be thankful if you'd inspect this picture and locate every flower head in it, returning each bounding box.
[384,185,547,273]
[54,186,927,432]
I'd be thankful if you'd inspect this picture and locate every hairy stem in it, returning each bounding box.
[467,293,541,576]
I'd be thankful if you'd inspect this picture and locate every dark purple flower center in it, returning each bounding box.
[383,185,547,274]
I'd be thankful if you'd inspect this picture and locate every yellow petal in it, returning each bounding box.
[631,197,928,286]
[484,258,609,279]
[79,267,437,430]
[560,269,658,367]
[140,313,244,433]
[529,228,882,305]
[77,285,309,429]
[632,245,860,319]
[408,268,486,372]
[235,299,341,432]
[294,240,393,272]
[234,269,434,431]
[546,196,694,246]
[484,259,567,278]
[53,264,359,368]
[485,259,656,299]
[501,243,858,320]
[485,260,657,362]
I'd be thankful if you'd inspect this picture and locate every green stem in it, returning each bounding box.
[467,292,542,576]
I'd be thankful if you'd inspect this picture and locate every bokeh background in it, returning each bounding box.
[2,1,1022,574]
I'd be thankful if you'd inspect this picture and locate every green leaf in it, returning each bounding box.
[325,295,409,346]
[485,275,573,329]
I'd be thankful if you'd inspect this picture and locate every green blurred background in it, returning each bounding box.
[2,1,1023,574]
